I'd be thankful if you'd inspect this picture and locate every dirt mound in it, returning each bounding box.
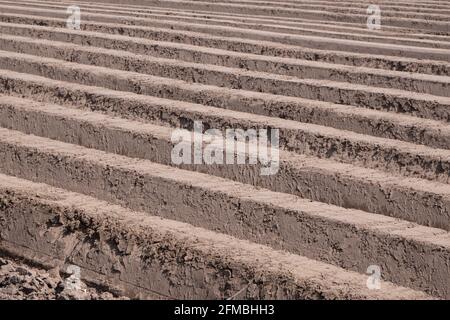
[0,0,448,300]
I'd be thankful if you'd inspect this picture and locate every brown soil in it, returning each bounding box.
[0,0,448,300]
[0,254,127,300]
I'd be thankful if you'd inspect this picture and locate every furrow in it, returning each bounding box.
[1,94,449,231]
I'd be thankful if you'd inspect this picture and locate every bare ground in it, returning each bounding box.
[0,254,127,300]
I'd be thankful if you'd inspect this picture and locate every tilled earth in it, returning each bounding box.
[0,255,127,300]
[0,0,448,300]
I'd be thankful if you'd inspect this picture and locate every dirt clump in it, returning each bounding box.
[0,256,127,300]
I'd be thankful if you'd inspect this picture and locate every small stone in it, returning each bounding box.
[99,292,114,300]
[22,283,36,295]
[0,257,8,266]
[8,275,22,285]
[58,288,90,300]
[16,266,32,276]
